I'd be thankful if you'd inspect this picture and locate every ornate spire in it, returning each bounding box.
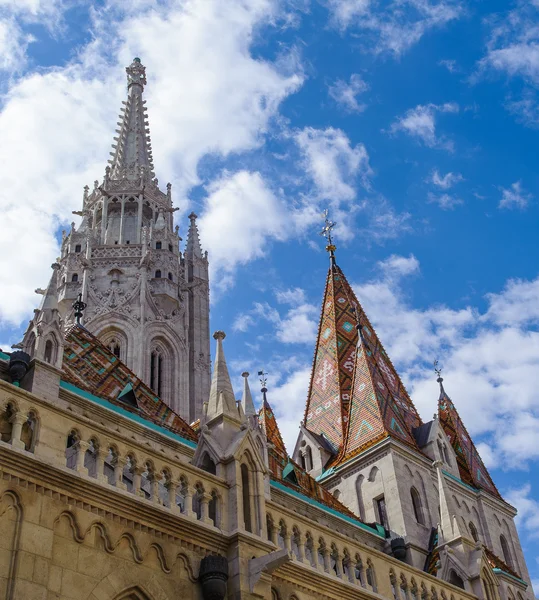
[437,375,501,499]
[206,331,238,422]
[433,459,463,542]
[303,255,422,462]
[108,58,155,181]
[186,212,204,259]
[241,372,256,417]
[258,384,287,460]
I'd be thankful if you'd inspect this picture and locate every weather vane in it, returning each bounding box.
[433,359,443,381]
[72,293,87,325]
[319,209,337,262]
[258,370,268,392]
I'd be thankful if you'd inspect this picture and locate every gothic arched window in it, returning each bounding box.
[75,244,82,253]
[156,241,162,249]
[305,445,313,471]
[469,522,479,542]
[150,348,164,396]
[44,339,54,364]
[241,463,252,533]
[500,535,513,568]
[155,270,161,278]
[71,273,79,282]
[108,339,121,358]
[411,487,424,525]
[167,272,173,281]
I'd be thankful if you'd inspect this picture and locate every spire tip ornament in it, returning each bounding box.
[319,208,337,264]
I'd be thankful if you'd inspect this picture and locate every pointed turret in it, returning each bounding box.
[242,372,256,418]
[259,394,287,460]
[437,375,501,499]
[108,58,155,181]
[186,212,204,259]
[206,331,239,423]
[21,263,64,368]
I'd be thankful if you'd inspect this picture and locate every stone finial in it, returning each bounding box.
[213,331,225,341]
[189,212,198,221]
[126,57,147,89]
[242,372,256,419]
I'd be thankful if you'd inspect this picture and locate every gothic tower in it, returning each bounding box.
[21,58,210,423]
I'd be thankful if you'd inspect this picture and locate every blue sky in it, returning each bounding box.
[0,0,538,590]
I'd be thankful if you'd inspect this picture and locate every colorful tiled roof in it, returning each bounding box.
[63,325,197,442]
[258,396,363,523]
[304,261,422,466]
[438,383,501,499]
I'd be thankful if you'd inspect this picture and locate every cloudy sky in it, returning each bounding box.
[0,0,538,588]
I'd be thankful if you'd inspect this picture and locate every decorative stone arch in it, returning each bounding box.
[144,325,188,411]
[0,489,23,599]
[356,474,366,520]
[93,317,136,367]
[42,332,61,366]
[113,586,152,600]
[24,330,36,357]
[501,520,519,573]
[240,449,260,534]
[368,466,380,482]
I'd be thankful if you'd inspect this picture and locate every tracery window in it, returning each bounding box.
[469,521,479,542]
[71,273,79,282]
[150,348,164,396]
[500,535,513,568]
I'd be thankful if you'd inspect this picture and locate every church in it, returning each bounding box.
[0,58,533,600]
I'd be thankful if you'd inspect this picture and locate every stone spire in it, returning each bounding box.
[206,331,239,422]
[108,58,155,181]
[437,376,501,499]
[241,372,256,418]
[186,212,204,259]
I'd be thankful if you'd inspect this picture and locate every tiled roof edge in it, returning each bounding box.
[270,479,385,538]
[59,380,197,449]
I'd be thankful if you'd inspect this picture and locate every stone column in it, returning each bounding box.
[200,492,213,525]
[100,198,108,244]
[9,413,27,450]
[150,475,159,504]
[184,485,196,518]
[119,197,125,244]
[95,449,108,484]
[297,536,306,564]
[136,194,143,243]
[114,457,127,490]
[76,441,89,475]
[323,548,331,573]
[284,533,292,554]
[132,466,144,497]
[334,552,343,578]
[167,480,178,512]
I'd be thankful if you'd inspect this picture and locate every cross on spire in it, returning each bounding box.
[319,209,337,264]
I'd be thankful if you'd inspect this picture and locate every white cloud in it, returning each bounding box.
[430,169,464,189]
[506,484,539,539]
[232,313,255,333]
[427,192,463,209]
[328,73,368,112]
[499,181,533,210]
[378,254,420,279]
[275,287,307,305]
[0,0,65,72]
[295,126,372,202]
[269,366,312,452]
[276,303,319,344]
[198,171,287,291]
[438,58,458,73]
[0,0,304,325]
[389,102,459,150]
[326,0,463,56]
